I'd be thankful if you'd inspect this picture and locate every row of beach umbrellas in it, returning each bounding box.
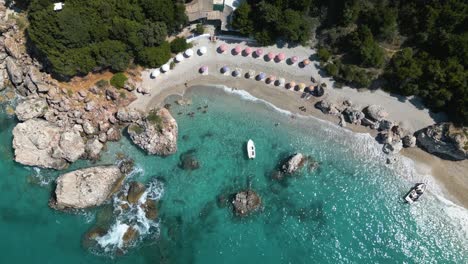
[151,46,208,78]
[218,44,311,65]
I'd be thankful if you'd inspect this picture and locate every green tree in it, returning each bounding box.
[137,42,171,68]
[170,37,189,53]
[232,2,254,35]
[110,72,128,89]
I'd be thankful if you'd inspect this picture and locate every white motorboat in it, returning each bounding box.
[404,183,426,204]
[247,139,256,159]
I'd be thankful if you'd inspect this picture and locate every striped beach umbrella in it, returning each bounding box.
[234,45,242,55]
[255,48,264,57]
[276,53,286,61]
[267,52,275,61]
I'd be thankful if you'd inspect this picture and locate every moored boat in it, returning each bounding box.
[247,139,256,159]
[404,183,426,204]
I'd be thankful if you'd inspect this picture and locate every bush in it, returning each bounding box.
[317,48,331,62]
[325,63,338,76]
[95,79,109,88]
[110,73,128,89]
[137,42,171,68]
[170,37,190,53]
[195,23,204,35]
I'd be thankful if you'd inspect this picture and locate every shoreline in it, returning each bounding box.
[128,38,467,209]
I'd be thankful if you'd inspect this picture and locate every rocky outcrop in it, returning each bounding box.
[315,100,339,115]
[5,57,23,86]
[402,135,417,148]
[85,138,104,160]
[15,97,48,121]
[116,107,141,123]
[363,105,388,122]
[12,119,84,169]
[50,166,124,210]
[126,182,146,204]
[416,123,467,161]
[281,153,306,174]
[232,190,261,217]
[127,108,178,156]
[342,107,364,124]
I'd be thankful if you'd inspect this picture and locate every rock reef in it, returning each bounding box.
[232,190,261,217]
[50,166,124,210]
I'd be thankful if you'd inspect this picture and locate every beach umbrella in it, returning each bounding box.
[219,44,228,53]
[233,69,240,77]
[247,70,256,78]
[291,56,299,63]
[298,83,306,91]
[200,66,208,74]
[278,78,286,86]
[257,72,266,80]
[244,47,252,55]
[303,59,310,65]
[306,85,315,93]
[221,66,230,73]
[234,45,242,55]
[267,52,275,61]
[161,64,170,72]
[276,53,286,61]
[150,69,160,78]
[185,49,194,57]
[267,75,276,84]
[198,46,207,55]
[175,53,184,62]
[255,48,263,57]
[288,81,296,89]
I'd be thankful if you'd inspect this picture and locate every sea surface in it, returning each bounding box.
[0,86,467,264]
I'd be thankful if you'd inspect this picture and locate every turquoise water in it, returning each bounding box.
[0,86,467,263]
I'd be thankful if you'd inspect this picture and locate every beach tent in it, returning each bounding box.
[255,49,264,57]
[291,56,299,63]
[175,53,184,62]
[278,78,286,86]
[298,83,306,91]
[267,52,275,61]
[247,70,256,79]
[244,47,252,55]
[276,53,286,61]
[219,44,228,53]
[185,49,194,57]
[221,66,230,74]
[161,64,170,72]
[288,81,296,89]
[150,69,160,78]
[200,66,208,74]
[257,72,266,80]
[234,45,242,55]
[302,59,310,65]
[198,46,207,55]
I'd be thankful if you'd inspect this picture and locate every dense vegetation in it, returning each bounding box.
[25,0,187,78]
[233,0,467,125]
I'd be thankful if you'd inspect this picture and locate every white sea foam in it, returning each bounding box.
[96,221,130,251]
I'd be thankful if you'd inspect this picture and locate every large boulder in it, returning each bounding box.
[128,108,178,156]
[281,153,306,174]
[85,138,104,160]
[12,119,85,169]
[4,36,22,59]
[342,107,365,124]
[315,100,340,115]
[363,105,388,122]
[232,190,261,217]
[402,135,417,148]
[116,107,141,123]
[50,166,124,210]
[5,57,23,86]
[416,123,467,161]
[15,97,48,121]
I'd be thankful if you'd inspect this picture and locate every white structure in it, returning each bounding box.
[185,49,194,57]
[161,64,170,73]
[198,46,207,55]
[150,69,160,78]
[175,54,184,62]
[53,2,64,11]
[247,139,256,159]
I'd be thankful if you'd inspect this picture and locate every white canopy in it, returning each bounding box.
[185,49,194,57]
[175,53,184,62]
[199,46,207,55]
[161,64,170,72]
[151,69,160,78]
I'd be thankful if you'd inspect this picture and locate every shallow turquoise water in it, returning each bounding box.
[0,86,467,263]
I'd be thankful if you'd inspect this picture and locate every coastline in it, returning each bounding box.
[128,37,467,208]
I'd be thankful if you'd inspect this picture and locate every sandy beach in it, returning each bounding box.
[129,37,468,208]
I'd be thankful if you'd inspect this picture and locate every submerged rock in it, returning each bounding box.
[281,153,306,174]
[127,182,146,204]
[128,108,178,156]
[416,123,467,160]
[232,190,261,217]
[50,165,124,210]
[178,149,200,170]
[12,119,85,169]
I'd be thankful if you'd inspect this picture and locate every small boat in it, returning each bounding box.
[247,139,256,159]
[404,183,426,204]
